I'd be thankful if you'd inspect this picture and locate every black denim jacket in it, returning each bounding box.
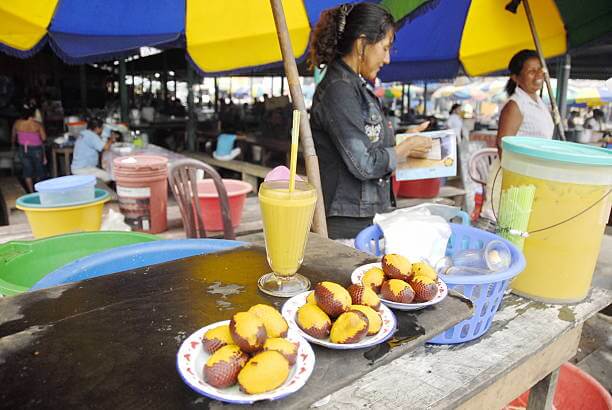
[310,59,396,218]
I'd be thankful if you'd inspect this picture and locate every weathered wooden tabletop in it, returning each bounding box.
[0,233,472,409]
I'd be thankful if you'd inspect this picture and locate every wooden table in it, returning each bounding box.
[469,130,498,148]
[0,234,473,409]
[51,146,74,177]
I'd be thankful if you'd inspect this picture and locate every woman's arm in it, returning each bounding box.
[38,123,47,142]
[496,101,522,154]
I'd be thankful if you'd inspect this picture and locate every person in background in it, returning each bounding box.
[583,108,605,142]
[71,117,115,182]
[11,104,47,192]
[496,49,554,153]
[482,49,554,222]
[309,2,431,239]
[447,103,464,141]
[567,110,580,129]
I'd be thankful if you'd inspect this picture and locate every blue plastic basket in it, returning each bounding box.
[354,223,526,344]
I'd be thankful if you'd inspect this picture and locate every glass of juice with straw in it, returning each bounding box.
[257,110,317,297]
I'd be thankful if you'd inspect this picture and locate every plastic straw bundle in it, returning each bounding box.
[496,185,536,251]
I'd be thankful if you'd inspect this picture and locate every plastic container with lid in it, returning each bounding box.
[35,175,96,206]
[501,136,612,303]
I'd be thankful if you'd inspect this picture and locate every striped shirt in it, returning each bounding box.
[506,86,554,138]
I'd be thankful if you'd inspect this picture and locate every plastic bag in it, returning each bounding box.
[100,208,131,231]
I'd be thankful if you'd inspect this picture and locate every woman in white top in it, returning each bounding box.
[447,103,464,141]
[496,49,554,151]
[481,50,554,222]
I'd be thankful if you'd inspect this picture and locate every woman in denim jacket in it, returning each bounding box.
[310,3,431,239]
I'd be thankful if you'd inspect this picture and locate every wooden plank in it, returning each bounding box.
[525,368,560,410]
[316,288,611,409]
[458,326,578,410]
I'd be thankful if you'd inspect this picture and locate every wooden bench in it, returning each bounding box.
[187,152,271,192]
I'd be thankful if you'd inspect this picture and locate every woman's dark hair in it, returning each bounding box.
[505,49,539,96]
[87,117,103,130]
[20,104,35,120]
[449,103,461,115]
[309,2,395,69]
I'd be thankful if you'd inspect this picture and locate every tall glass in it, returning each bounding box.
[257,180,317,297]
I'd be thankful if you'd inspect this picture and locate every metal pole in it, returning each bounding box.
[79,65,87,115]
[522,0,566,140]
[119,59,129,123]
[214,77,219,113]
[270,0,328,237]
[423,82,428,115]
[187,64,197,151]
[558,54,571,127]
[400,83,405,115]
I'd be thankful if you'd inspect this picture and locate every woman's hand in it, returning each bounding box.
[395,135,432,161]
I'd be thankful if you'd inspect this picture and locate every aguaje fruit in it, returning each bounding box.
[381,279,415,304]
[248,304,288,338]
[329,310,369,344]
[349,305,382,335]
[411,275,438,302]
[296,303,332,339]
[382,254,413,281]
[411,261,437,281]
[263,337,299,365]
[229,312,267,353]
[238,350,290,394]
[347,284,381,310]
[314,281,351,318]
[361,267,385,293]
[204,345,248,388]
[202,324,234,354]
[306,291,317,305]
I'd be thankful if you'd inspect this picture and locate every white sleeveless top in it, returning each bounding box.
[505,86,554,138]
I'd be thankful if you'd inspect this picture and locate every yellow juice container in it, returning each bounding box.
[500,137,612,303]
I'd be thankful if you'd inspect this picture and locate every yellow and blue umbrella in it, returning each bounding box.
[380,0,612,81]
[0,0,432,75]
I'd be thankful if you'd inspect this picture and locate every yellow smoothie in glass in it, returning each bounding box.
[259,180,317,276]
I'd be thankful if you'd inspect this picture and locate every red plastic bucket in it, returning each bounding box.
[113,155,168,234]
[196,179,252,231]
[392,176,441,198]
[504,362,612,410]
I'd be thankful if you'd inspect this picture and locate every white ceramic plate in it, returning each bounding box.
[176,320,315,404]
[281,291,397,350]
[351,262,448,311]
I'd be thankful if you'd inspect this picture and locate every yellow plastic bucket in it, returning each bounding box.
[500,137,612,303]
[16,189,110,239]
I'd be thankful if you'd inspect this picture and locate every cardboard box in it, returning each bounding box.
[395,130,457,181]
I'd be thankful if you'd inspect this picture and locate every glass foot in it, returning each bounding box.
[257,272,311,298]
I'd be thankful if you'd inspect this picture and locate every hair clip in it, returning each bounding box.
[337,3,354,36]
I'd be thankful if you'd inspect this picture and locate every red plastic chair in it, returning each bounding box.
[168,159,235,239]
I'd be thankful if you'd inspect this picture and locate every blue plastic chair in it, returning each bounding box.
[354,210,470,256]
[30,239,244,291]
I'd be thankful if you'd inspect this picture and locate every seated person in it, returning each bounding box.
[71,118,115,182]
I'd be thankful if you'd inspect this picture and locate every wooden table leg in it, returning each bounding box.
[52,149,58,177]
[64,151,71,175]
[526,369,560,410]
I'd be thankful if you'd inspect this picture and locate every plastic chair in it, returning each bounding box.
[168,158,235,239]
[468,148,499,185]
[354,210,470,256]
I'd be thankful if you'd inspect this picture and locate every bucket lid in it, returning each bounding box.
[17,188,109,209]
[503,137,612,166]
[35,175,96,192]
[113,155,168,171]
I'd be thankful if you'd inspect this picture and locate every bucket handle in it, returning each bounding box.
[491,167,611,236]
[0,241,33,264]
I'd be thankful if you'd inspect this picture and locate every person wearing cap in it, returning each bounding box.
[71,118,115,182]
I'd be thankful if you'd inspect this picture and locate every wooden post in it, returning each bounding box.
[214,77,219,113]
[423,82,428,115]
[119,59,129,123]
[270,0,328,237]
[522,0,565,141]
